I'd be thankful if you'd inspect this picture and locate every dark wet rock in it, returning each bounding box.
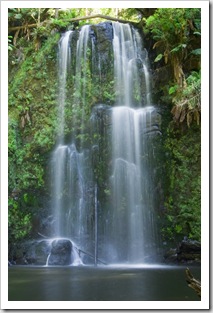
[164,248,178,263]
[48,239,72,265]
[25,240,51,265]
[152,65,173,91]
[164,239,201,265]
[90,104,112,129]
[177,239,201,263]
[178,239,201,253]
[9,240,51,265]
[90,23,114,87]
[90,22,113,47]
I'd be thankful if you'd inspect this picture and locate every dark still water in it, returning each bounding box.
[8,265,201,301]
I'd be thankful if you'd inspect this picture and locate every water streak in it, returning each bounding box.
[57,30,73,142]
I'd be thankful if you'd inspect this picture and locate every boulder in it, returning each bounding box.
[178,239,201,253]
[48,239,72,265]
[164,239,201,264]
[177,239,201,263]
[164,248,178,263]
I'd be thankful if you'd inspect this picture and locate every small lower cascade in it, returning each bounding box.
[71,246,84,266]
[45,253,51,267]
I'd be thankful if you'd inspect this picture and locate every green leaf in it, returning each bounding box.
[15,13,22,19]
[169,85,177,95]
[171,44,187,53]
[191,48,201,55]
[175,224,182,233]
[167,215,174,222]
[154,53,163,62]
[23,193,28,203]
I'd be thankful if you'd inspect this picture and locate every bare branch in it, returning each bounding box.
[185,268,201,298]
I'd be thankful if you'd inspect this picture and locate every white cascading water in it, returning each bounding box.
[50,27,93,264]
[51,31,73,237]
[106,23,157,263]
[57,30,73,141]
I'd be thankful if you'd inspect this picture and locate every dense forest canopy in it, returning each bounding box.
[8,8,201,250]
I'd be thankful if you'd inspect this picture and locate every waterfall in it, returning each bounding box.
[57,30,73,142]
[49,22,160,266]
[72,25,91,146]
[50,27,94,263]
[112,22,142,107]
[51,31,73,238]
[106,23,158,263]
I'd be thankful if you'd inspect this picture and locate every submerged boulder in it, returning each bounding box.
[48,239,72,265]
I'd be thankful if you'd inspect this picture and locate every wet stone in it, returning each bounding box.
[48,239,72,266]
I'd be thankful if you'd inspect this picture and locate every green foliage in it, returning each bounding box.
[8,36,14,51]
[145,8,201,85]
[145,8,200,45]
[191,48,201,55]
[162,124,201,243]
[169,85,178,95]
[8,32,60,241]
[154,53,163,63]
[51,19,70,29]
[116,8,141,22]
[8,197,32,241]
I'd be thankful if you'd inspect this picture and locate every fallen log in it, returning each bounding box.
[185,267,201,298]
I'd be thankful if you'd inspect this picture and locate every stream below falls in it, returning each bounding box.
[8,265,201,301]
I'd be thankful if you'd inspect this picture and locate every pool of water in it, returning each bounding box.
[8,264,201,301]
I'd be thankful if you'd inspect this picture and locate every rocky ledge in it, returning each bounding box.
[164,238,201,265]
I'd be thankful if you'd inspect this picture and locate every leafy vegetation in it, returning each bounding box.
[145,9,200,85]
[162,124,201,243]
[143,8,201,244]
[144,8,201,127]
